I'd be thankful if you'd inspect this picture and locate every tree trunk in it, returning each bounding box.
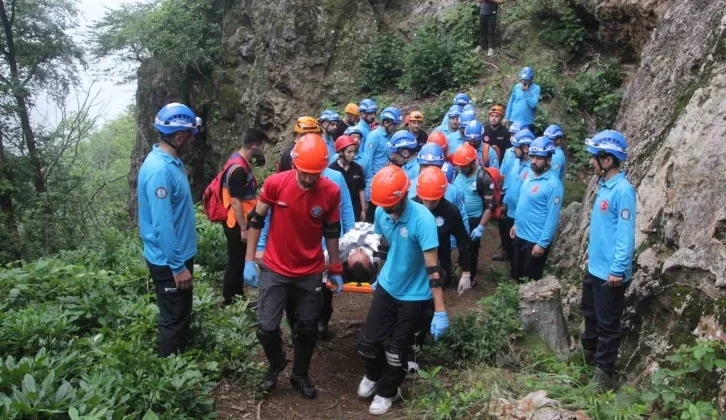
[0,127,22,260]
[519,276,571,360]
[0,0,46,195]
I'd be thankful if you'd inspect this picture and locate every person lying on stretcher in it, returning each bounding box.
[324,222,382,292]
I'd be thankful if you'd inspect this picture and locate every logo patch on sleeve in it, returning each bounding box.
[553,196,561,204]
[554,163,561,169]
[600,200,609,211]
[155,187,168,199]
[621,209,631,220]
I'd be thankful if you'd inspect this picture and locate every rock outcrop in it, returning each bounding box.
[552,0,726,381]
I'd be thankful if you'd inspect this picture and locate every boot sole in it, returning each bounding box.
[289,378,317,399]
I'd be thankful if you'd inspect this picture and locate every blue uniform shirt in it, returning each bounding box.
[364,126,392,201]
[323,133,337,164]
[504,158,532,219]
[513,170,564,248]
[257,168,355,251]
[446,130,465,155]
[453,169,484,219]
[505,83,541,127]
[500,147,516,181]
[434,123,454,136]
[476,144,500,169]
[374,200,439,301]
[588,172,636,282]
[356,120,371,143]
[402,159,420,181]
[550,146,566,182]
[137,145,197,274]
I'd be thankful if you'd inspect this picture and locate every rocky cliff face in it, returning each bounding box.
[552,0,726,380]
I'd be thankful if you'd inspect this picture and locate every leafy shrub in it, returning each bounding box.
[534,0,586,55]
[399,27,483,96]
[195,207,227,273]
[426,282,522,366]
[359,34,405,94]
[563,59,624,128]
[440,3,479,49]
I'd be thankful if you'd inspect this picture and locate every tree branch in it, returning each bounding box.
[8,0,16,28]
[91,172,129,202]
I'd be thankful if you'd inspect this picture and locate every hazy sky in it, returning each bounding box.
[31,0,137,128]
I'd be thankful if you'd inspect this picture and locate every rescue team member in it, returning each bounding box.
[434,105,462,136]
[333,103,361,140]
[463,120,499,169]
[387,130,420,181]
[357,99,378,141]
[319,110,341,162]
[364,106,403,222]
[278,116,321,172]
[439,93,469,126]
[220,128,269,306]
[344,125,372,175]
[329,135,367,222]
[484,104,509,161]
[452,143,496,287]
[447,108,476,154]
[501,129,534,269]
[407,111,428,151]
[582,130,636,392]
[243,134,344,399]
[137,103,201,357]
[414,166,472,292]
[509,137,564,281]
[408,143,468,234]
[427,131,451,163]
[357,166,449,416]
[476,0,503,57]
[505,67,540,130]
[544,124,567,182]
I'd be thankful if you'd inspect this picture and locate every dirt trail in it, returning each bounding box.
[214,231,507,419]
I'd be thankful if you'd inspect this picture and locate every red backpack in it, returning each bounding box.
[476,166,504,219]
[202,153,247,223]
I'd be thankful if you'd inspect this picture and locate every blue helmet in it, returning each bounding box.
[464,120,484,144]
[462,103,477,116]
[544,124,564,140]
[441,161,455,183]
[460,109,476,126]
[519,67,535,81]
[319,110,341,123]
[359,99,378,114]
[154,103,201,135]
[388,130,417,153]
[511,129,535,147]
[380,107,403,124]
[509,122,522,134]
[529,137,556,157]
[417,143,445,167]
[453,93,470,106]
[344,126,363,137]
[447,105,463,118]
[587,130,628,161]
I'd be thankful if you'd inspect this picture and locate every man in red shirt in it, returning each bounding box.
[244,133,344,400]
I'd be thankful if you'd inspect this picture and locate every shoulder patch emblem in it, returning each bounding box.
[400,227,408,238]
[155,187,168,199]
[621,209,631,220]
[435,216,444,227]
[600,200,609,211]
[554,196,561,204]
[311,206,323,217]
[531,185,539,193]
[554,163,561,169]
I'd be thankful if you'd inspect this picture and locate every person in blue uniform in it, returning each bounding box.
[501,129,534,270]
[387,130,420,180]
[137,102,202,357]
[544,124,567,182]
[582,130,636,392]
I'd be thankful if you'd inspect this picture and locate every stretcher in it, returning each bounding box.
[325,281,374,294]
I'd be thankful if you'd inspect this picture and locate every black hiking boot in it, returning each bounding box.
[290,373,317,399]
[492,248,508,261]
[590,367,616,393]
[583,349,596,366]
[262,361,288,393]
[318,320,333,341]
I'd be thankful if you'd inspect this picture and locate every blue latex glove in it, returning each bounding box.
[470,224,485,241]
[329,274,344,294]
[430,311,449,341]
[243,261,259,288]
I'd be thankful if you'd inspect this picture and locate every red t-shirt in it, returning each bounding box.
[259,171,341,277]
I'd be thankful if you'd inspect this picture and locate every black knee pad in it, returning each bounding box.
[257,328,282,346]
[384,342,408,370]
[296,321,318,345]
[357,338,381,361]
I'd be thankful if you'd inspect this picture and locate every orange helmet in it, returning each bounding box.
[404,115,410,126]
[452,143,477,166]
[344,103,360,116]
[427,131,448,150]
[489,105,504,116]
[295,116,321,134]
[335,135,357,153]
[417,167,447,201]
[292,134,329,174]
[370,166,411,207]
[409,111,424,122]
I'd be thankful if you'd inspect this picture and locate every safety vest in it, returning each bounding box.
[221,153,257,228]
